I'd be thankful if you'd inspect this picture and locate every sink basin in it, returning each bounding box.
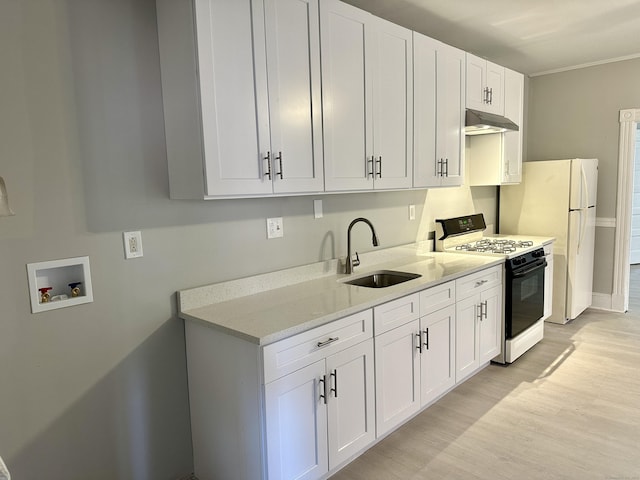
[343,270,422,288]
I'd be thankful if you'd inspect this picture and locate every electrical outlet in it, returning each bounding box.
[409,204,416,220]
[123,231,143,259]
[266,217,284,239]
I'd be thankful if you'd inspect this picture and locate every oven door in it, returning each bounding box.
[506,258,546,339]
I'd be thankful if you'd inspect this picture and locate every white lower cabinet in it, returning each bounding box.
[420,304,456,405]
[185,265,503,480]
[265,360,329,480]
[455,266,503,383]
[265,326,375,479]
[374,319,421,436]
[374,281,456,438]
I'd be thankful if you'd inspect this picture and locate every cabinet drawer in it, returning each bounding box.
[419,281,455,317]
[456,265,502,300]
[373,293,420,335]
[263,309,373,383]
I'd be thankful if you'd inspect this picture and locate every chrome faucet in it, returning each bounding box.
[345,217,379,274]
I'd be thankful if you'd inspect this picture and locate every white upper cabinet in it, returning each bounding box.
[264,0,325,194]
[466,53,504,115]
[465,66,524,186]
[502,67,524,184]
[157,0,323,198]
[321,0,413,192]
[413,33,465,188]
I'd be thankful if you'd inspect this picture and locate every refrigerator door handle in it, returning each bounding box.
[578,208,587,254]
[580,164,589,209]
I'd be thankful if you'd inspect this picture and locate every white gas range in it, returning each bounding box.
[435,214,548,364]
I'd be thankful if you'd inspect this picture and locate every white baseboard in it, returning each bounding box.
[590,292,622,312]
[591,292,628,313]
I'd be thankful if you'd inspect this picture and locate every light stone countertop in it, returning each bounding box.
[178,242,505,346]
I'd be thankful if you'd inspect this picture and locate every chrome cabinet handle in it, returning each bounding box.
[330,370,338,397]
[444,158,449,177]
[376,156,382,178]
[489,87,493,105]
[483,87,489,104]
[475,279,488,288]
[437,158,444,177]
[423,328,429,350]
[477,304,483,322]
[482,300,488,319]
[275,151,283,179]
[317,337,339,348]
[416,332,423,353]
[263,152,272,179]
[319,375,327,404]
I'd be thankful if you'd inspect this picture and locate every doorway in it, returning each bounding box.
[630,128,640,264]
[612,109,640,313]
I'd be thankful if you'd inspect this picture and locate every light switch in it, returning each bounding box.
[314,199,323,219]
[267,217,284,239]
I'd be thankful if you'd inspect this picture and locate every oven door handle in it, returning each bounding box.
[512,259,547,278]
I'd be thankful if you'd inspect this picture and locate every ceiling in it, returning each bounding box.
[343,0,640,76]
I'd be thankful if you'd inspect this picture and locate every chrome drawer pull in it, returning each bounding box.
[317,337,339,348]
[475,279,488,287]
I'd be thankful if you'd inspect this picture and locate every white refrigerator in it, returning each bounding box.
[500,158,598,324]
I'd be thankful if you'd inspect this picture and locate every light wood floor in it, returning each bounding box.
[332,267,640,480]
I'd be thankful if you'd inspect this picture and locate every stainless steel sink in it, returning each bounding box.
[343,270,421,288]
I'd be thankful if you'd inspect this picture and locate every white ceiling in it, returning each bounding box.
[343,0,640,75]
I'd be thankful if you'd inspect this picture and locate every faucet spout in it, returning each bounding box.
[346,217,379,274]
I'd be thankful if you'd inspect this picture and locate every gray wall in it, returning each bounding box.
[526,58,640,295]
[0,1,428,478]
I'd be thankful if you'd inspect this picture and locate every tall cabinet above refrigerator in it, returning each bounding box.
[500,158,598,324]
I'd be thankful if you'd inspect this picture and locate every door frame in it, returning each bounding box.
[613,109,640,312]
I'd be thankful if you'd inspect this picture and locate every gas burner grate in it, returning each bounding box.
[452,238,535,254]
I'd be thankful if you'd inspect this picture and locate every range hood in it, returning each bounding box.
[465,108,519,135]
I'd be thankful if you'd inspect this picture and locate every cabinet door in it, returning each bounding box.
[370,17,413,190]
[412,32,437,188]
[465,53,486,112]
[479,285,502,363]
[420,305,455,406]
[194,0,273,196]
[374,320,421,437]
[502,68,524,184]
[455,294,479,383]
[321,0,373,192]
[436,43,465,187]
[264,0,324,194]
[265,361,328,480]
[326,340,375,469]
[485,61,504,115]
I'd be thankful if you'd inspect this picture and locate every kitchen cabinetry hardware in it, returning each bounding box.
[482,300,488,319]
[331,370,338,397]
[317,337,340,348]
[367,156,375,177]
[416,332,423,353]
[319,375,328,404]
[376,156,382,177]
[475,279,488,287]
[264,152,272,180]
[423,328,429,349]
[444,158,449,176]
[275,152,283,179]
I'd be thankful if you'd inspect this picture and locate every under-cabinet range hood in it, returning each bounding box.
[465,108,519,135]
